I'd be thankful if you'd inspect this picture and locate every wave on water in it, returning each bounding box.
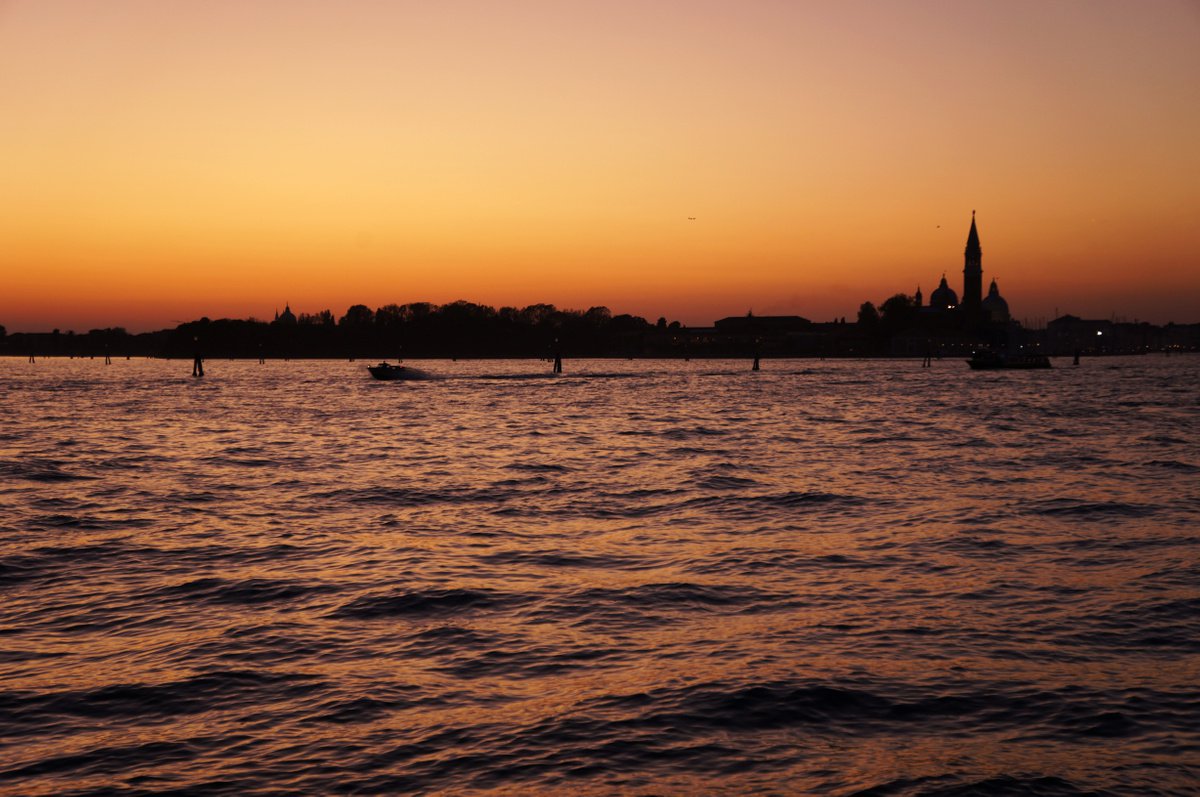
[0,457,96,483]
[1022,498,1158,519]
[331,587,517,619]
[0,670,324,732]
[144,576,338,607]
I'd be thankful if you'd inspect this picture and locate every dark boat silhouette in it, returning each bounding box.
[967,350,1051,370]
[367,362,431,380]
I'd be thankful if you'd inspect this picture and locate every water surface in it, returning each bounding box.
[1,356,1197,795]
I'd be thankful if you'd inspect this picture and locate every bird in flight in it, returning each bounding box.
[688,217,696,221]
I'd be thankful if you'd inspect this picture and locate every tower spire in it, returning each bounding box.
[962,212,983,314]
[966,213,980,255]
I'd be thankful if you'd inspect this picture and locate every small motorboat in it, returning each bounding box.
[967,350,1051,370]
[367,362,430,380]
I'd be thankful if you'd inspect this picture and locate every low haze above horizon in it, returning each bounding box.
[2,0,1198,333]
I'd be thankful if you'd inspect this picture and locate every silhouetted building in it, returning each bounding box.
[713,313,812,334]
[1047,315,1109,354]
[981,279,1010,324]
[962,211,983,314]
[928,275,958,311]
[273,304,297,326]
[1044,315,1180,355]
[1163,323,1200,351]
[915,213,1011,325]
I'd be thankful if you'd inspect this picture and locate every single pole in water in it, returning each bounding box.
[1073,348,1081,366]
[752,338,760,371]
[552,339,563,374]
[192,336,204,377]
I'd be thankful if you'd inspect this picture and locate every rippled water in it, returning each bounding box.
[1,356,1197,796]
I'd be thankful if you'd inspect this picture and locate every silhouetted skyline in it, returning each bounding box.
[4,214,1195,348]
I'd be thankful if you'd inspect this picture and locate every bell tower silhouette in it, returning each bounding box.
[962,210,983,315]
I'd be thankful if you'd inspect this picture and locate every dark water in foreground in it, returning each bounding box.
[1,356,1197,796]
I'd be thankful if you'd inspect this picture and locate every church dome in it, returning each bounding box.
[929,275,958,310]
[273,303,298,326]
[981,279,1010,322]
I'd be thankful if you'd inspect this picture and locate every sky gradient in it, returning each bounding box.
[2,0,1198,332]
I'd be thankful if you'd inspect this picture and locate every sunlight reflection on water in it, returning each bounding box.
[1,356,1198,794]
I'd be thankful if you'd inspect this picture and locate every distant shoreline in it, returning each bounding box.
[4,352,1195,362]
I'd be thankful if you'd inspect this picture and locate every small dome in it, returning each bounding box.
[274,303,298,325]
[929,275,958,310]
[981,279,1010,322]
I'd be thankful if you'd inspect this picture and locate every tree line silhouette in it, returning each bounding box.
[1,301,673,359]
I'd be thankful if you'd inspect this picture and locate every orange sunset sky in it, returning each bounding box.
[1,0,1198,332]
